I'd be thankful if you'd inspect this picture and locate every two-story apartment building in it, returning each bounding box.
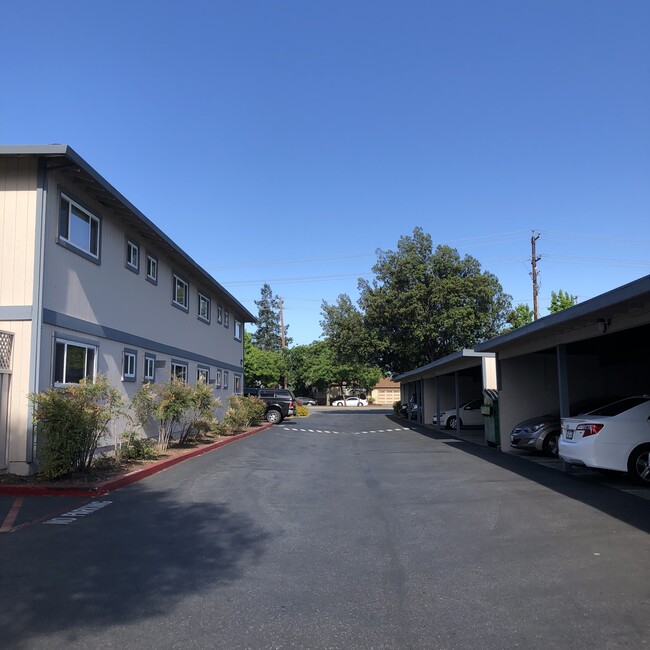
[0,145,255,475]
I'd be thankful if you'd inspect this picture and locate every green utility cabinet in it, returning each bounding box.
[481,389,500,448]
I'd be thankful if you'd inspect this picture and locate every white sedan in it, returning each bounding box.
[432,399,484,429]
[332,396,368,406]
[559,396,650,485]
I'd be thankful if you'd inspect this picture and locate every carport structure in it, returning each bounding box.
[474,274,650,452]
[395,349,496,442]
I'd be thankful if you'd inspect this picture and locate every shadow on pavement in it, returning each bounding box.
[0,483,271,648]
[386,415,650,535]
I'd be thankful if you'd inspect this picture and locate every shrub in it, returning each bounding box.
[29,375,124,479]
[131,379,221,451]
[117,430,159,461]
[219,395,266,435]
[393,400,402,415]
[296,404,309,417]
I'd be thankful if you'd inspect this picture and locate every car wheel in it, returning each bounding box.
[265,409,283,425]
[542,432,560,457]
[627,444,650,485]
[447,416,460,429]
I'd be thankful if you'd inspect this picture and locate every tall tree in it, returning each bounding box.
[252,283,291,350]
[244,332,286,387]
[358,227,512,374]
[549,289,578,314]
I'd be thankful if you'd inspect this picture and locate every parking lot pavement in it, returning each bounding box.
[0,494,95,533]
[411,420,650,500]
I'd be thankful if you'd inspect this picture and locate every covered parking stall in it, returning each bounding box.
[396,349,497,444]
[474,275,650,454]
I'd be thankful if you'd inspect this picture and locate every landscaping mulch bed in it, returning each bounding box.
[0,433,239,488]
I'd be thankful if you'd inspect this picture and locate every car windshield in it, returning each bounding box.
[587,397,650,417]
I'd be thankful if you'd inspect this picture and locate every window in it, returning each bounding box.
[123,349,137,381]
[146,254,158,284]
[216,305,223,324]
[234,374,241,393]
[198,293,211,323]
[58,193,100,261]
[223,370,229,389]
[126,239,139,273]
[197,366,210,383]
[224,310,230,328]
[234,320,242,341]
[215,369,222,388]
[171,360,188,383]
[54,339,97,386]
[144,354,156,382]
[172,274,189,311]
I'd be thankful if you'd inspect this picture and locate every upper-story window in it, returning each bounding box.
[58,193,100,262]
[217,305,223,324]
[234,320,242,341]
[224,310,230,328]
[172,273,189,311]
[146,253,158,284]
[126,239,139,273]
[198,293,211,323]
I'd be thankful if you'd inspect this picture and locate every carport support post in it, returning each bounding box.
[454,371,460,433]
[435,377,440,429]
[557,344,573,473]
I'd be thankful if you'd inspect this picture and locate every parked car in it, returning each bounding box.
[510,398,621,457]
[332,396,368,406]
[432,399,483,429]
[296,396,317,406]
[559,396,650,485]
[243,387,298,424]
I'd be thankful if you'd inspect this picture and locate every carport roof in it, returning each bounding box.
[0,144,256,323]
[394,349,495,382]
[475,273,650,354]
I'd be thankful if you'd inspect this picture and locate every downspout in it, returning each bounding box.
[27,159,48,463]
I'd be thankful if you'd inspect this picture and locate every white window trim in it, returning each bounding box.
[172,274,189,311]
[217,305,223,324]
[224,310,230,328]
[59,192,101,261]
[223,370,229,389]
[126,239,140,273]
[198,293,211,323]
[146,253,158,285]
[234,320,242,341]
[53,338,98,387]
[123,349,137,381]
[144,354,156,382]
[215,369,222,389]
[171,360,188,383]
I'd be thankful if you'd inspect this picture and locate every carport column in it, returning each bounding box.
[557,344,572,472]
[454,371,460,432]
[435,377,440,429]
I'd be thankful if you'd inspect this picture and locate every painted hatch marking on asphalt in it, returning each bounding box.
[43,500,112,525]
[281,427,413,435]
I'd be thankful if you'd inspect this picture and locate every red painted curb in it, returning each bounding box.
[0,424,272,497]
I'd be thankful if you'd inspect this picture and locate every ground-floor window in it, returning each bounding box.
[197,366,210,383]
[171,360,188,383]
[54,339,97,386]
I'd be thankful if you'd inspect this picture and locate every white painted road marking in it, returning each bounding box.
[281,427,412,435]
[44,500,112,525]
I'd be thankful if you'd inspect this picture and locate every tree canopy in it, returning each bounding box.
[358,228,512,374]
[244,332,285,387]
[505,303,534,331]
[549,289,578,314]
[252,283,291,350]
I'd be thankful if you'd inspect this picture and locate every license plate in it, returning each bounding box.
[566,430,574,440]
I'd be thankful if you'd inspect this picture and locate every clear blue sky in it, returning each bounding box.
[3,1,649,346]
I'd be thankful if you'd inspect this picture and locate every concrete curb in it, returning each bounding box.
[0,424,272,497]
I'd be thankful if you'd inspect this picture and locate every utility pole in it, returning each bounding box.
[279,296,286,350]
[531,231,541,320]
[279,296,287,388]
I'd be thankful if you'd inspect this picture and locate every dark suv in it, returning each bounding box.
[243,387,298,424]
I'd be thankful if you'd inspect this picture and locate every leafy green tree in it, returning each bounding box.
[358,227,512,374]
[549,289,577,314]
[244,331,286,386]
[252,283,291,350]
[320,294,372,368]
[505,303,534,331]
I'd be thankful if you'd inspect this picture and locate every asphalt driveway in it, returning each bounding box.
[1,409,648,649]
